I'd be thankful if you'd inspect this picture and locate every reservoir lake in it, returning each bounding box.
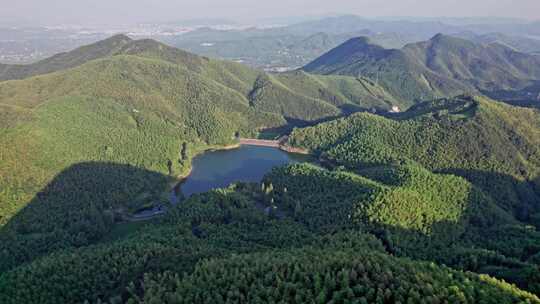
[179,145,309,197]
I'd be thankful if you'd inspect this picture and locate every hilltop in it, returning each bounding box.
[0,34,133,81]
[304,34,540,104]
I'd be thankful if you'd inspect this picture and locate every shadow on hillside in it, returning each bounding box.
[483,83,540,110]
[0,161,172,273]
[370,217,540,294]
[265,162,540,294]
[259,103,379,136]
[356,171,540,294]
[261,113,360,135]
[438,168,540,221]
[2,160,540,295]
[336,162,540,293]
[535,175,540,198]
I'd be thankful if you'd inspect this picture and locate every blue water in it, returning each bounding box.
[179,145,305,197]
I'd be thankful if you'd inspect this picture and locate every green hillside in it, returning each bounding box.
[132,247,538,304]
[286,96,540,291]
[290,96,540,289]
[304,34,540,104]
[0,35,400,119]
[1,163,539,303]
[264,163,540,293]
[289,95,540,217]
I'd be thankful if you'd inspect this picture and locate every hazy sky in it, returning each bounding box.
[2,0,539,26]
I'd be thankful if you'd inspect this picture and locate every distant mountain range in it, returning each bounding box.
[3,14,540,70]
[303,34,540,106]
[164,15,540,71]
[282,15,540,40]
[454,31,540,54]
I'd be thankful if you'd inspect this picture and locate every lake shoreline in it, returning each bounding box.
[127,141,313,221]
[169,140,312,201]
[176,143,241,179]
[170,142,242,196]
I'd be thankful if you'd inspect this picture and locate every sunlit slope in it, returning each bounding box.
[289,95,540,216]
[265,163,512,240]
[0,35,398,119]
[263,163,540,294]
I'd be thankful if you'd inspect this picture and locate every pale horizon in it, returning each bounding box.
[1,0,539,27]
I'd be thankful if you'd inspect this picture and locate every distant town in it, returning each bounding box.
[0,21,254,64]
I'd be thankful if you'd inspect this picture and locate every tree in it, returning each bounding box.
[167,160,173,175]
[181,142,188,161]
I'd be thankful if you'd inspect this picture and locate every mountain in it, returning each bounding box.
[286,15,540,42]
[284,15,462,39]
[303,35,470,103]
[289,95,540,217]
[464,21,540,38]
[0,34,132,81]
[0,34,401,121]
[168,28,413,71]
[304,34,540,104]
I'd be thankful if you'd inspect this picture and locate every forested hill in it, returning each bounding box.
[289,95,540,218]
[284,95,540,295]
[0,35,404,118]
[303,34,540,104]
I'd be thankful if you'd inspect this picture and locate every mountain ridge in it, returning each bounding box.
[0,34,133,81]
[304,33,540,104]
